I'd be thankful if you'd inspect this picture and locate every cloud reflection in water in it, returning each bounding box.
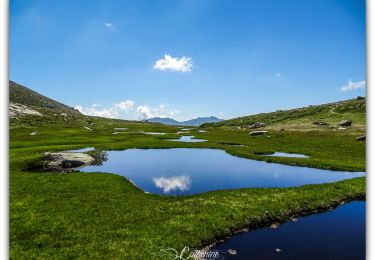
[153,175,191,193]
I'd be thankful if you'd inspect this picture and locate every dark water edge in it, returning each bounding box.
[212,201,365,260]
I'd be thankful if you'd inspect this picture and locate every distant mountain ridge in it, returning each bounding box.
[147,116,223,126]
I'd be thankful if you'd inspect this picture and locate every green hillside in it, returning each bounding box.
[203,97,366,130]
[10,81,80,115]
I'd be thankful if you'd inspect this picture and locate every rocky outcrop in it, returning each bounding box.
[248,122,266,129]
[338,120,352,126]
[356,135,366,141]
[312,121,329,126]
[43,152,94,171]
[249,131,268,136]
[9,102,42,118]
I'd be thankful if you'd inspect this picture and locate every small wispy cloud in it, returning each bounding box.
[276,72,282,78]
[104,23,113,28]
[153,55,193,72]
[341,79,366,92]
[114,100,134,111]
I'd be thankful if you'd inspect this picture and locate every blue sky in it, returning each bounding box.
[10,0,366,121]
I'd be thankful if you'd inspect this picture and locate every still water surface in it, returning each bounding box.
[213,201,365,260]
[80,148,364,195]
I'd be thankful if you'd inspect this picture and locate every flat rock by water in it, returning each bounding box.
[44,152,94,171]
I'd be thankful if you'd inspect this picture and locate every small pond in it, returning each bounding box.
[167,136,207,143]
[140,132,166,135]
[79,148,364,195]
[213,201,365,259]
[112,132,126,135]
[263,152,309,158]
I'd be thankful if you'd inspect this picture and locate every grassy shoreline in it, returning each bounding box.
[11,125,365,172]
[10,165,365,258]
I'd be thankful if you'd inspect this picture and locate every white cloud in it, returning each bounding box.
[153,54,193,72]
[75,99,134,119]
[136,104,180,120]
[104,23,113,28]
[341,79,366,92]
[75,101,180,120]
[153,175,191,193]
[115,100,134,111]
[136,105,153,120]
[276,72,282,77]
[75,105,118,118]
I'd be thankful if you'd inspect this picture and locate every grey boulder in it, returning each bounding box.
[338,120,352,126]
[249,131,268,136]
[356,135,366,141]
[248,122,266,129]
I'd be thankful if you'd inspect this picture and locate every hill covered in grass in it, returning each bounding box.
[10,81,80,115]
[203,97,366,130]
[9,81,143,129]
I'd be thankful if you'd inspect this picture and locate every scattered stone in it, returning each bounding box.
[356,135,366,141]
[249,131,268,136]
[275,248,282,253]
[270,223,280,229]
[30,131,38,136]
[227,249,237,255]
[84,126,93,131]
[248,122,266,129]
[60,113,68,116]
[338,127,346,130]
[290,217,298,222]
[312,121,329,126]
[90,122,95,125]
[338,119,352,127]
